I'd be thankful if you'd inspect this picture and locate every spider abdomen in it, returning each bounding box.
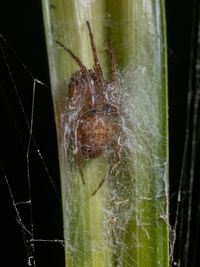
[77,115,113,158]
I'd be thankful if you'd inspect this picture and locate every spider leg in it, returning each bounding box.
[86,21,105,87]
[92,130,124,196]
[56,40,88,76]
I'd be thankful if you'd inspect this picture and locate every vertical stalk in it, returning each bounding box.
[42,0,169,266]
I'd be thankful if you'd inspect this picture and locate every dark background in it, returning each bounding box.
[0,0,199,266]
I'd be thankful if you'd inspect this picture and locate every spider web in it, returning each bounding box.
[0,29,168,267]
[0,26,169,267]
[0,36,64,266]
[0,6,199,267]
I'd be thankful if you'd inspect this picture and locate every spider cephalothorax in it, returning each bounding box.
[56,21,123,195]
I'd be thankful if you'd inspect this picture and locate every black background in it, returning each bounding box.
[0,0,199,266]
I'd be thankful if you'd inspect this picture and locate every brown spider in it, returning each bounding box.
[56,21,124,195]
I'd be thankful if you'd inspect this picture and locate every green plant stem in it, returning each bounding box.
[42,0,169,266]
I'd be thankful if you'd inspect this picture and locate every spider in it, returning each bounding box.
[56,21,124,195]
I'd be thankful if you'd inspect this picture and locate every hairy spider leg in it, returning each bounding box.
[86,21,105,87]
[92,130,124,196]
[108,39,118,85]
[56,40,89,77]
